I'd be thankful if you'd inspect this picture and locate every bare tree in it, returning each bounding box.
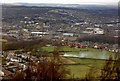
[12,47,70,81]
[101,52,120,81]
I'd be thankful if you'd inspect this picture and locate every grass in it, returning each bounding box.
[42,46,55,52]
[42,46,115,60]
[42,46,114,54]
[60,57,76,64]
[42,46,85,53]
[64,57,105,79]
[66,64,102,79]
[65,65,90,79]
[42,46,114,79]
[66,57,105,69]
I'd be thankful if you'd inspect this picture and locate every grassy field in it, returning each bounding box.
[42,46,115,60]
[66,57,105,69]
[42,46,88,51]
[63,57,105,79]
[42,46,114,79]
[42,46,114,55]
[42,46,55,52]
[65,65,90,79]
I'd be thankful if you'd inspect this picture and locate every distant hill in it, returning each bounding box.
[2,3,118,10]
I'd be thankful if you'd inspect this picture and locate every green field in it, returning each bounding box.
[64,57,105,79]
[42,46,115,59]
[42,46,115,79]
[66,57,105,69]
[42,46,89,51]
[42,46,114,55]
[65,65,90,79]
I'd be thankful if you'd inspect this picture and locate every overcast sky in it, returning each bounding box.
[1,0,119,5]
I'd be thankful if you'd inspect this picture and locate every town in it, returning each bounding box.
[1,3,120,80]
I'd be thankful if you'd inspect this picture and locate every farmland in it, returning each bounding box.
[42,46,115,79]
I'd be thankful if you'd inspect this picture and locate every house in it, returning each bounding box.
[63,33,74,37]
[10,58,19,62]
[31,31,49,37]
[83,28,104,35]
[7,30,19,37]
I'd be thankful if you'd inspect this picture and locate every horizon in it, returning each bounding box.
[1,0,119,5]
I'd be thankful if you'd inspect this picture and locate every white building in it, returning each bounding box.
[63,33,74,37]
[83,28,104,35]
[31,31,49,36]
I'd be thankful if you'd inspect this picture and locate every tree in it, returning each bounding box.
[12,47,70,81]
[101,53,120,81]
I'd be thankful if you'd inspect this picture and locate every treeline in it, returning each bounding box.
[77,35,120,44]
[3,48,120,81]
[2,39,50,51]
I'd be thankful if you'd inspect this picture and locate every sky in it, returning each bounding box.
[1,0,119,5]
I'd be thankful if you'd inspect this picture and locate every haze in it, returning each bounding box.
[1,0,119,5]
